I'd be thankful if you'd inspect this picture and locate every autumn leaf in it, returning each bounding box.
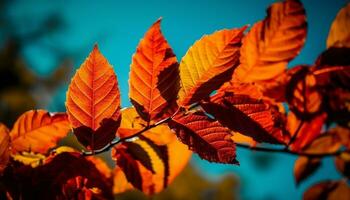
[231,132,257,147]
[9,110,70,154]
[294,156,321,186]
[0,123,10,174]
[113,145,143,191]
[168,111,237,164]
[12,151,46,168]
[315,47,350,67]
[112,167,133,194]
[286,112,327,151]
[331,126,350,150]
[113,107,191,195]
[178,27,246,106]
[334,152,350,179]
[201,92,286,144]
[303,180,350,200]
[3,152,113,199]
[59,176,104,200]
[310,65,350,126]
[327,3,350,48]
[261,65,306,102]
[313,65,350,90]
[129,19,179,122]
[286,67,323,119]
[66,45,121,150]
[234,0,307,83]
[302,134,342,154]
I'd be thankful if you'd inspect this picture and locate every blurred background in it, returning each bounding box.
[0,0,348,199]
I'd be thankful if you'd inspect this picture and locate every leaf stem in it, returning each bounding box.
[286,120,304,148]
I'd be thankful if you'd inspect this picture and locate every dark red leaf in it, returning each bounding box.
[201,92,286,144]
[168,111,238,164]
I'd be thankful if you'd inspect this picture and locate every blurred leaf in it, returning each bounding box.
[9,110,70,154]
[327,3,350,48]
[334,152,350,178]
[286,112,326,151]
[286,67,323,119]
[0,123,10,174]
[303,180,350,200]
[294,156,321,185]
[11,151,45,168]
[302,134,342,154]
[234,0,307,83]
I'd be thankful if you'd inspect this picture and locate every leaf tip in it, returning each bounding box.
[92,43,100,53]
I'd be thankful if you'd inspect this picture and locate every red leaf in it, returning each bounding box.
[168,111,238,164]
[0,123,10,174]
[201,92,286,144]
[112,145,143,191]
[286,112,327,151]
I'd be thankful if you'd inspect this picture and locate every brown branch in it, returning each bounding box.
[81,116,172,156]
[236,143,347,158]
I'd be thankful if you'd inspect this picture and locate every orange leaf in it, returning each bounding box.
[129,19,179,122]
[260,65,306,102]
[112,167,133,194]
[234,0,307,83]
[0,123,10,174]
[201,92,286,144]
[178,27,246,106]
[287,112,327,151]
[303,134,342,154]
[294,156,321,186]
[303,180,350,200]
[334,152,350,178]
[66,45,121,150]
[327,3,350,48]
[169,111,238,164]
[286,67,323,119]
[10,110,70,154]
[231,132,257,147]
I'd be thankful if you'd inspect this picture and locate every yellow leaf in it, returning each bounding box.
[11,151,46,168]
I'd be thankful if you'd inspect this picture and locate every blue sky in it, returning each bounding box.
[5,0,349,199]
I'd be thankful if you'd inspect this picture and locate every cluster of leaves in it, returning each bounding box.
[0,0,349,199]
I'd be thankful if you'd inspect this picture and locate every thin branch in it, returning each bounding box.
[286,120,304,147]
[236,143,347,158]
[81,116,172,156]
